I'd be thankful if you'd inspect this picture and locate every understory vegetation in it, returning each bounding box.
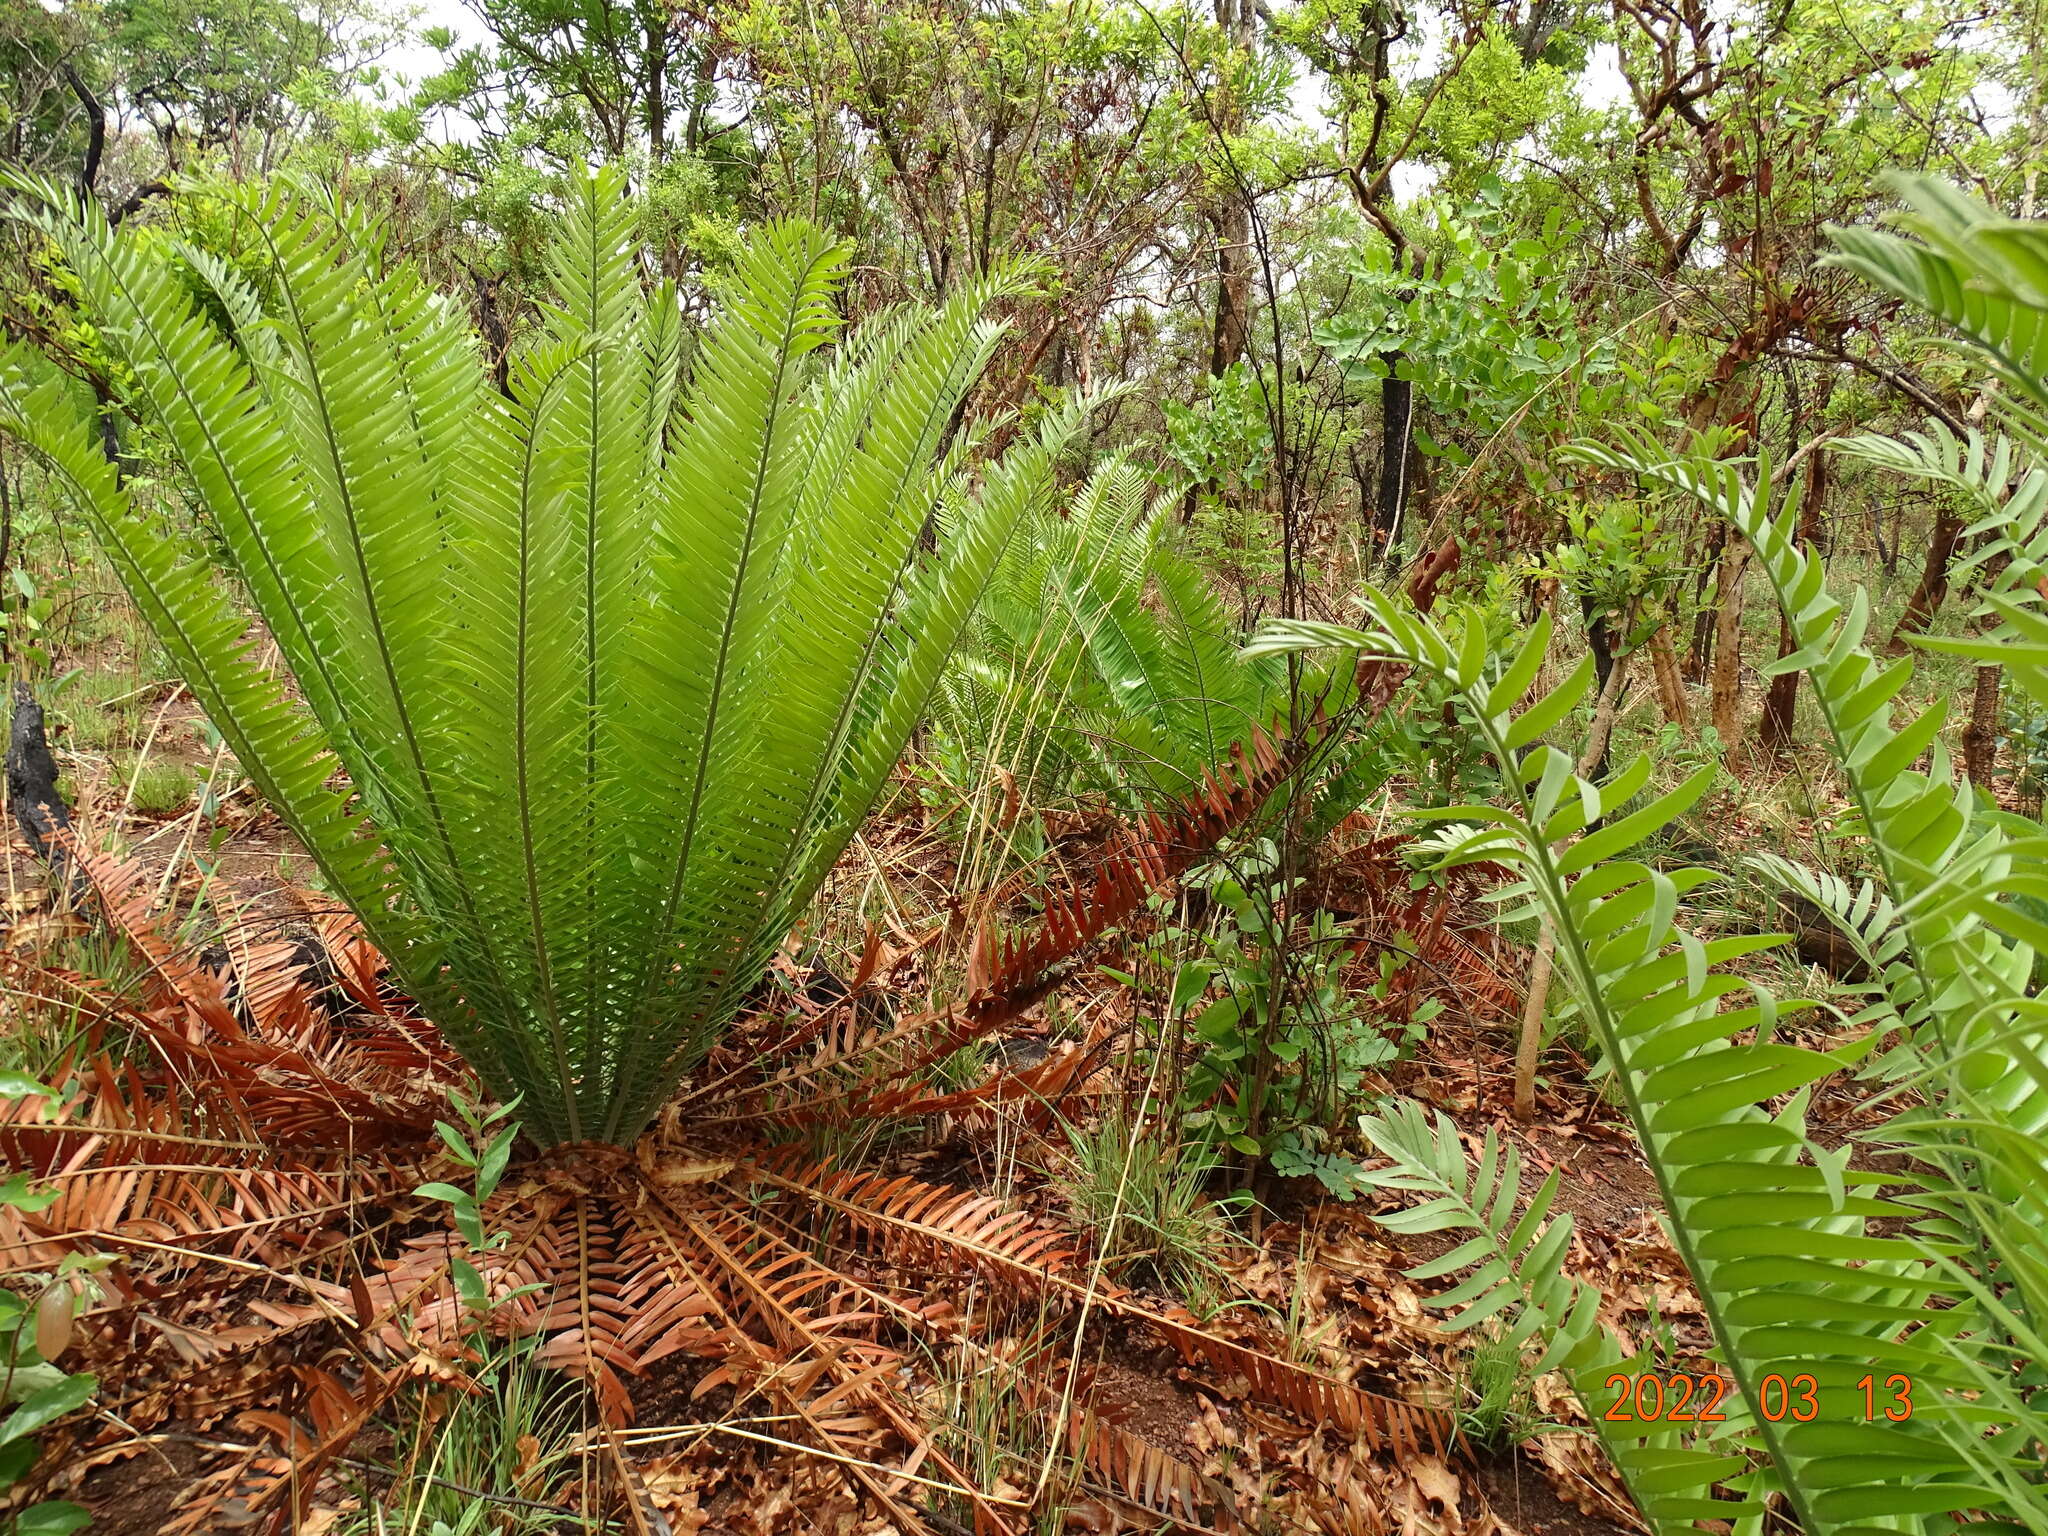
[0,1,2044,1532]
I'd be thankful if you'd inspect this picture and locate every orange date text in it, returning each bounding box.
[1599,1373,1914,1422]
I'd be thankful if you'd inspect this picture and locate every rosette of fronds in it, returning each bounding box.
[0,165,1084,1145]
[942,456,1364,809]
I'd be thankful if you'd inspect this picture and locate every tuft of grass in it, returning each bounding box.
[56,704,135,753]
[1455,1330,1543,1448]
[1,951,115,1082]
[112,755,196,815]
[57,927,149,1001]
[1274,1248,1347,1369]
[927,1342,1082,1534]
[1055,1112,1245,1313]
[932,1038,993,1091]
[338,1336,600,1535]
[6,909,190,1079]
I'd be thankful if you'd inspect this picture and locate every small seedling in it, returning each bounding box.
[414,1090,539,1317]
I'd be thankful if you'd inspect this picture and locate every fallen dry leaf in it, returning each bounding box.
[1409,1453,1462,1511]
[1530,1429,1649,1533]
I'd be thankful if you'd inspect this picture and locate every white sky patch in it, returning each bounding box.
[1392,162,1439,200]
[364,0,480,89]
[1287,61,1326,128]
[1578,43,1629,112]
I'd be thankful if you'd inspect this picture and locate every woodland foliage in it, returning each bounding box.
[0,0,2046,1533]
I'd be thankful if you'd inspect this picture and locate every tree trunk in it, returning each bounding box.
[1710,534,1749,760]
[1513,930,1555,1125]
[1649,623,1690,729]
[645,20,667,160]
[1799,438,1831,551]
[1963,664,2002,789]
[1889,503,1964,652]
[1206,0,1255,379]
[1760,449,1829,755]
[1579,647,1631,787]
[61,66,105,196]
[1760,587,1815,757]
[1758,612,1798,753]
[0,446,12,667]
[8,683,74,874]
[1686,521,1725,682]
[1209,201,1252,377]
[1584,607,1616,697]
[1375,372,1414,569]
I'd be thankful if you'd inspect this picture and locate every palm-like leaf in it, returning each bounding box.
[0,167,1078,1144]
[941,457,1307,807]
[1826,175,2048,443]
[1560,436,2048,1534]
[1832,421,2048,601]
[1285,183,2048,1532]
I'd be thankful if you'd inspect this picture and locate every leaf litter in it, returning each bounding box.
[0,767,1748,1536]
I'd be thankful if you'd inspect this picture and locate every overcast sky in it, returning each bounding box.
[375,0,482,87]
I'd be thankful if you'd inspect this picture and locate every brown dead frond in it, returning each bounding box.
[17,725,1459,1533]
[1311,830,1521,1023]
[706,720,1315,1130]
[747,1157,1447,1459]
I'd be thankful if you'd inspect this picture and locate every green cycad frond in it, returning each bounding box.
[1833,421,2048,601]
[1554,434,2048,1534]
[944,456,1297,808]
[1356,1101,1604,1370]
[1,168,1074,1146]
[1826,175,2048,446]
[0,344,413,948]
[1583,434,2048,1140]
[1254,580,2046,1534]
[1353,1102,1759,1504]
[1745,855,1925,1048]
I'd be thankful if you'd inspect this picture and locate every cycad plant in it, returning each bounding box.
[939,455,1391,860]
[941,456,1291,808]
[1256,174,2048,1535]
[0,167,1079,1145]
